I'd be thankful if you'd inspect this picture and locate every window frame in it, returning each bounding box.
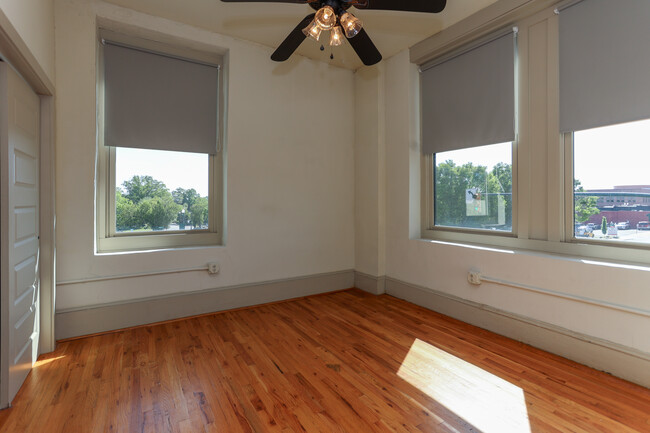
[423,142,518,237]
[96,29,225,253]
[418,2,650,266]
[565,129,650,252]
[420,26,519,240]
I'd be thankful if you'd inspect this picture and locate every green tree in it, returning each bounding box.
[115,190,137,231]
[489,162,513,227]
[172,188,203,228]
[601,216,607,235]
[135,195,181,230]
[189,197,209,228]
[116,175,179,230]
[172,188,200,210]
[435,161,486,227]
[435,161,512,229]
[574,180,600,223]
[122,175,169,204]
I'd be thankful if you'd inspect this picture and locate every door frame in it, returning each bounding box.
[0,7,55,408]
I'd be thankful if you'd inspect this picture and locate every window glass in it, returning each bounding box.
[434,142,512,232]
[573,118,650,243]
[115,148,209,233]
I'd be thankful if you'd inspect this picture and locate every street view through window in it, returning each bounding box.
[115,148,209,233]
[574,118,650,244]
[434,142,512,232]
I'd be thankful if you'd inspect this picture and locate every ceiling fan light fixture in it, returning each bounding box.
[302,19,322,41]
[329,26,344,47]
[340,12,363,39]
[314,5,337,30]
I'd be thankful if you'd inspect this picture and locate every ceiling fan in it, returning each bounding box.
[221,0,447,66]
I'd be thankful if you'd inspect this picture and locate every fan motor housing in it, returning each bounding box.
[309,0,354,13]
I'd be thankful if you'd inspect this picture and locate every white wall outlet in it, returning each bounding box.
[468,269,482,285]
[207,262,220,274]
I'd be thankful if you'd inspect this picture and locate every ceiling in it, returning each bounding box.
[103,0,500,70]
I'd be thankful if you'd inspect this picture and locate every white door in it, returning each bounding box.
[0,62,40,407]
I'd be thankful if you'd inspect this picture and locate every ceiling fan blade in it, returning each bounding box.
[221,0,310,3]
[353,0,446,13]
[347,28,382,66]
[271,14,315,62]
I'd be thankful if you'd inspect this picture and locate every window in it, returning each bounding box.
[572,119,650,245]
[434,142,512,232]
[114,148,210,234]
[97,30,224,252]
[413,0,650,263]
[421,29,516,235]
[561,0,650,254]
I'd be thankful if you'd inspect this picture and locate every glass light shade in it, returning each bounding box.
[329,26,344,47]
[315,6,337,30]
[340,12,363,38]
[302,19,322,41]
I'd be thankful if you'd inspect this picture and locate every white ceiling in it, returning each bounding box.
[103,0,499,69]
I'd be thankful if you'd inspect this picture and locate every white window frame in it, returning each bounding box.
[422,143,518,239]
[96,29,225,253]
[417,0,650,265]
[420,27,519,242]
[564,131,650,254]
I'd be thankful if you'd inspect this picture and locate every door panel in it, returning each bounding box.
[14,207,37,241]
[1,62,40,406]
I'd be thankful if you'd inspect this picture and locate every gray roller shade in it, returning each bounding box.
[421,31,515,155]
[103,42,220,154]
[559,0,650,133]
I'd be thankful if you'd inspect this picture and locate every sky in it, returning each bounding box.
[574,118,650,190]
[115,147,209,196]
[437,118,650,191]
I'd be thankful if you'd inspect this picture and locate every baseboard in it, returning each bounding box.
[385,277,650,389]
[354,271,386,295]
[55,269,355,340]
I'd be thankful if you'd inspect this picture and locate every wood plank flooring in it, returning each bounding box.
[1,289,649,432]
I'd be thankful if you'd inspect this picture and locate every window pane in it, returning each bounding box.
[434,142,512,232]
[573,119,650,244]
[115,148,209,233]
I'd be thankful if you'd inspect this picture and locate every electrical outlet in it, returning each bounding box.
[467,269,482,285]
[207,262,220,274]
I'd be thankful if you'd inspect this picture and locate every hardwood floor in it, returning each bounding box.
[1,289,649,432]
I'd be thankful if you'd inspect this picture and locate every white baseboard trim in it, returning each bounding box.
[354,271,386,295]
[55,269,355,340]
[385,277,650,388]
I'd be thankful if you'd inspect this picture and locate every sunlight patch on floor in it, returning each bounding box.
[397,339,531,433]
[34,355,66,368]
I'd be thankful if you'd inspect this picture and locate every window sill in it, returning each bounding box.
[97,232,222,254]
[421,229,650,268]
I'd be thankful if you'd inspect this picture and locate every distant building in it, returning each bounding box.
[586,185,650,208]
[581,185,650,227]
[585,210,650,228]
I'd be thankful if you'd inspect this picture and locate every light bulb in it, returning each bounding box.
[302,19,322,41]
[315,6,337,31]
[340,12,363,38]
[330,26,344,47]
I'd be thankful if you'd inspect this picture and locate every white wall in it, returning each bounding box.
[370,48,650,356]
[54,0,355,311]
[0,0,55,82]
[354,65,386,278]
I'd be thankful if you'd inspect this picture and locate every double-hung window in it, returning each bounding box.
[97,31,224,252]
[560,0,650,247]
[421,30,517,235]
